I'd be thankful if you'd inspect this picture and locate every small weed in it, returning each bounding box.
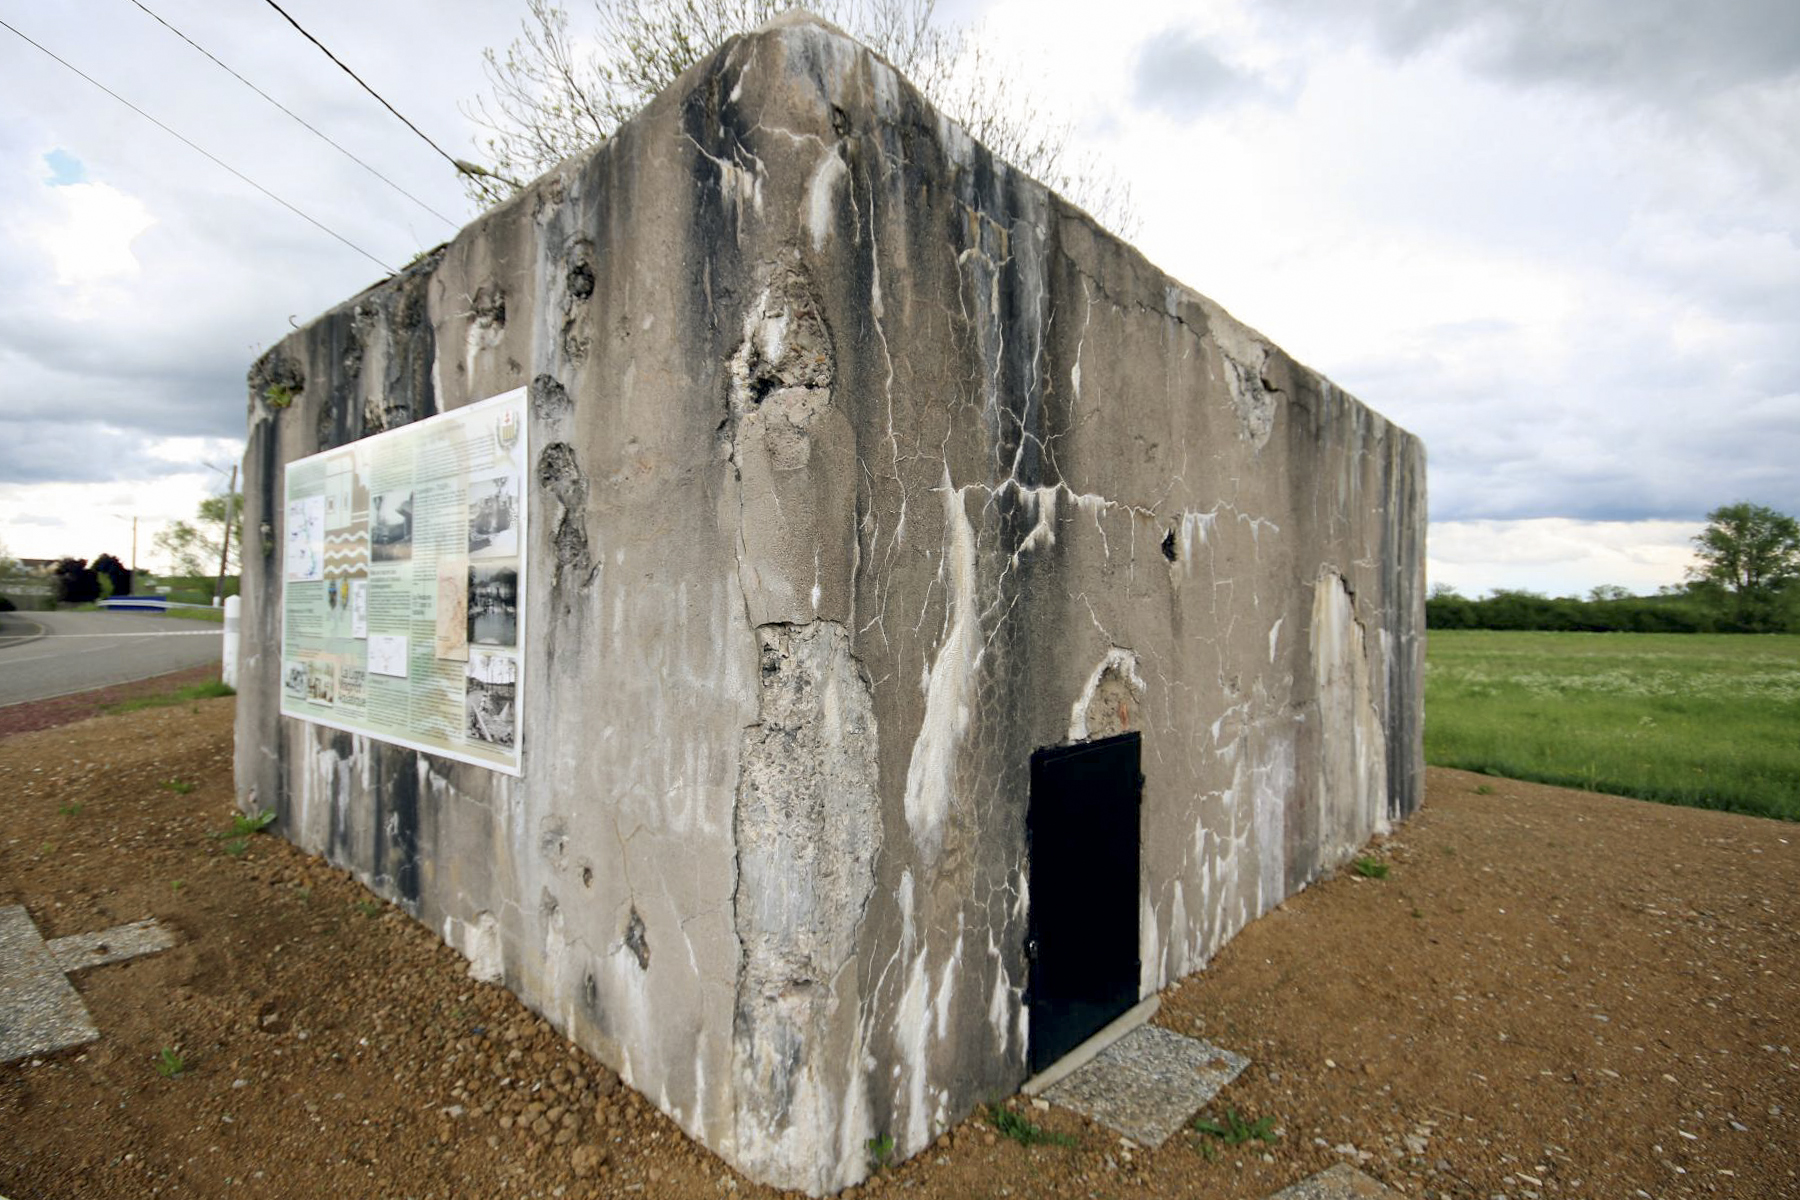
[866,1133,895,1172]
[154,1047,189,1079]
[354,900,382,918]
[211,809,276,846]
[170,879,186,893]
[1351,857,1389,880]
[161,778,196,795]
[1194,1107,1278,1146]
[227,809,277,837]
[264,382,296,409]
[295,885,311,902]
[1410,907,1423,919]
[1473,783,1495,796]
[987,1102,1076,1148]
[1198,1138,1218,1161]
[37,841,55,856]
[58,802,84,816]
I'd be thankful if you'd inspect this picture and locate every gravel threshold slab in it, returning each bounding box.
[1042,1024,1250,1146]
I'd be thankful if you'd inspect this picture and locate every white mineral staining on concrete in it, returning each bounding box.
[1173,509,1217,569]
[451,911,504,983]
[865,54,900,117]
[292,741,354,859]
[1139,889,1160,999]
[1071,279,1093,404]
[1252,734,1295,917]
[690,139,766,239]
[902,474,981,862]
[894,948,933,1149]
[934,108,976,169]
[932,924,961,1045]
[732,621,880,1194]
[1312,570,1391,863]
[599,939,656,1089]
[985,931,1014,1058]
[886,941,961,1160]
[1012,483,1060,559]
[805,148,848,251]
[1163,880,1191,981]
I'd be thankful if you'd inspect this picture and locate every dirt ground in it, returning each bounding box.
[2,685,1796,1200]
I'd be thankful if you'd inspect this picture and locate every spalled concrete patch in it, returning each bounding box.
[0,904,176,1063]
[1263,1163,1398,1199]
[1040,1024,1248,1146]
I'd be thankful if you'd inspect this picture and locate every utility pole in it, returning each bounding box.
[113,513,139,582]
[215,463,238,606]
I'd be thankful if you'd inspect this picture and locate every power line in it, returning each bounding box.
[258,0,462,172]
[125,0,459,231]
[0,16,395,275]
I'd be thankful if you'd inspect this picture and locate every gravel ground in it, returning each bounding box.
[2,686,1796,1200]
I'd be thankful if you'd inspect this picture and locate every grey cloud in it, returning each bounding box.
[1132,29,1291,117]
[0,420,230,485]
[0,336,247,441]
[1334,310,1800,527]
[1269,0,1800,101]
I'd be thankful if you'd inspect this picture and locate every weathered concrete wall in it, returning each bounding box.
[237,13,1424,1195]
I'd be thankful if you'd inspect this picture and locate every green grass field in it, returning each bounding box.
[1426,631,1800,822]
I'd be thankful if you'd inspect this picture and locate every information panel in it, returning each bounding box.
[280,387,527,774]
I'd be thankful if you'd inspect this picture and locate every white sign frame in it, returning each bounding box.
[278,387,528,775]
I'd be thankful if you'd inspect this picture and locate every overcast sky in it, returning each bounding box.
[2,0,1795,597]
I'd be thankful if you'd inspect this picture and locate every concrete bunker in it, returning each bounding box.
[235,13,1425,1195]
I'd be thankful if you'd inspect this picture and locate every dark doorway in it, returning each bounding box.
[1025,731,1142,1075]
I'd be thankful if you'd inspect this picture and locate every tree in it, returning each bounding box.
[92,553,132,599]
[1687,502,1800,632]
[52,558,101,605]
[461,0,1134,232]
[155,493,243,577]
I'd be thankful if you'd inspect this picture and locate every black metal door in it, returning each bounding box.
[1025,732,1142,1075]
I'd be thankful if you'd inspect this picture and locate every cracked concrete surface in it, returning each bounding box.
[238,12,1424,1196]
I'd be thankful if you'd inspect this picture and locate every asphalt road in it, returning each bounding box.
[0,610,224,708]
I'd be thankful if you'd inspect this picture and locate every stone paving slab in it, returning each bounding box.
[1264,1163,1397,1199]
[0,905,176,1063]
[1040,1023,1248,1146]
[47,918,177,974]
[0,905,99,1063]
